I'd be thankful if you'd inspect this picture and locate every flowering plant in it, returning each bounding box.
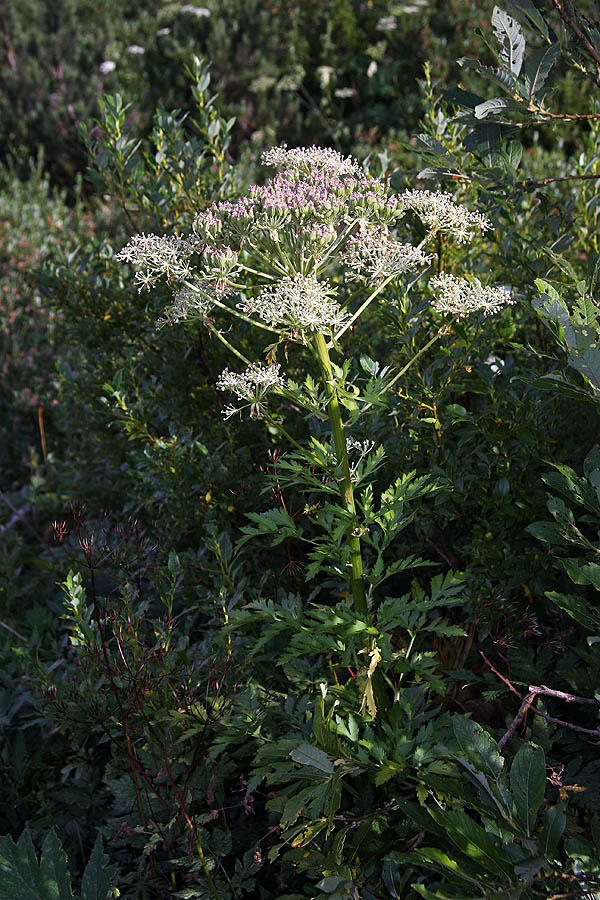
[118,145,513,688]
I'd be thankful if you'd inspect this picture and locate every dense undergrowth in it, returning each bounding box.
[2,2,600,898]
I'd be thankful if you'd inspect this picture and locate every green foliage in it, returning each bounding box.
[0,828,115,900]
[392,718,595,899]
[1,0,504,183]
[4,2,600,898]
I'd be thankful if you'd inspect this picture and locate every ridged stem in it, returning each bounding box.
[312,332,368,618]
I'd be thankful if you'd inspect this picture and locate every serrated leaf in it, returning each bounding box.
[562,559,600,590]
[0,828,74,900]
[290,743,334,774]
[81,834,114,900]
[510,744,546,835]
[39,831,73,900]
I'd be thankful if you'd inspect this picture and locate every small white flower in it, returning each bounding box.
[400,190,492,243]
[157,27,171,36]
[217,363,284,418]
[430,273,514,318]
[242,274,349,334]
[343,224,430,283]
[261,144,362,176]
[334,87,355,99]
[367,61,378,78]
[116,233,197,291]
[376,15,397,31]
[180,4,211,17]
[157,282,215,329]
[99,60,116,75]
[127,45,145,55]
[316,65,335,89]
[346,438,375,455]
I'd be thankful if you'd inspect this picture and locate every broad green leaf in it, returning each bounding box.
[395,799,448,841]
[281,790,310,828]
[290,743,334,774]
[561,559,600,590]
[541,806,566,856]
[427,808,513,879]
[522,43,559,100]
[381,858,402,898]
[506,0,549,37]
[316,875,348,893]
[416,846,483,884]
[290,821,327,848]
[510,744,545,836]
[526,520,577,545]
[545,591,599,631]
[474,97,529,120]
[514,855,545,883]
[528,373,595,402]
[453,715,504,779]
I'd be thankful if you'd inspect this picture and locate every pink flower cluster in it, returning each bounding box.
[194,158,400,251]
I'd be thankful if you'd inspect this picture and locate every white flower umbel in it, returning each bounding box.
[343,225,431,284]
[430,273,513,318]
[399,190,492,243]
[242,274,350,335]
[216,362,284,418]
[116,234,197,291]
[156,283,214,329]
[261,144,362,177]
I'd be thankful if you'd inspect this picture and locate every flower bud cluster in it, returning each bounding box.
[399,190,492,243]
[193,150,402,256]
[430,273,513,318]
[216,362,285,418]
[241,274,349,335]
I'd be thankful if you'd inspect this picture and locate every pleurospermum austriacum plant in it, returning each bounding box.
[117,144,514,703]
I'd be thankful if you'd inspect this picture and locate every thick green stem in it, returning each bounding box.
[313,333,368,618]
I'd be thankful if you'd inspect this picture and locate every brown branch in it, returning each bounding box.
[498,683,600,750]
[442,171,600,189]
[529,705,600,738]
[0,501,32,534]
[534,684,599,705]
[0,619,26,642]
[498,691,538,750]
[552,0,600,81]
[480,651,521,697]
[0,492,59,561]
[519,172,600,188]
